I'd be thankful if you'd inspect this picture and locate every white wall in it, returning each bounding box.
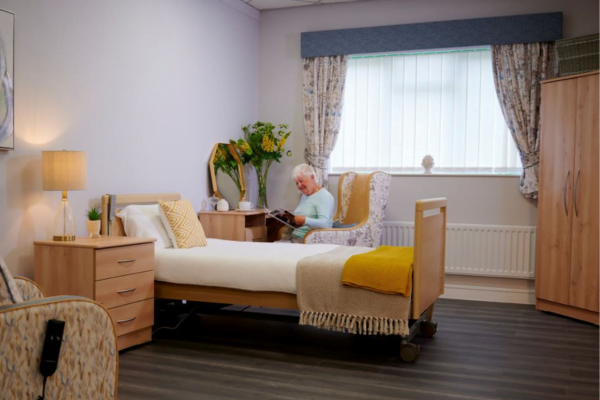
[0,0,260,276]
[257,0,599,225]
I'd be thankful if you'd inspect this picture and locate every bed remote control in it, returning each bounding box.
[39,319,65,377]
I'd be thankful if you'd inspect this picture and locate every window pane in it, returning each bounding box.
[331,48,522,174]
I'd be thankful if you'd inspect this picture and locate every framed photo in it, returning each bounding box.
[0,8,13,151]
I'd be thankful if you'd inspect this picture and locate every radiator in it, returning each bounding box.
[381,222,536,279]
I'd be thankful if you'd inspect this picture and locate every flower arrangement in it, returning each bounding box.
[212,144,243,193]
[231,121,292,208]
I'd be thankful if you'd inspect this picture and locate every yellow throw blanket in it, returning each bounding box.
[341,246,413,297]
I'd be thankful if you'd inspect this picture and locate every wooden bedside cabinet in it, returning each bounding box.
[34,236,156,350]
[199,210,267,242]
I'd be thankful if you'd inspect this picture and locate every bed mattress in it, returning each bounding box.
[154,239,340,294]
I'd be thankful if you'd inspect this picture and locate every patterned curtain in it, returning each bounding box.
[302,55,348,188]
[491,42,558,199]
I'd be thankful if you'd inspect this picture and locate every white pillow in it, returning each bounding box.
[116,204,173,248]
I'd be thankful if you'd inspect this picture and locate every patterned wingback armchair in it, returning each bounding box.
[304,171,391,247]
[0,256,118,400]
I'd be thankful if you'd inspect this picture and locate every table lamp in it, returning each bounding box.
[42,150,87,241]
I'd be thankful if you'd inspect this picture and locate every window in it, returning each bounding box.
[330,47,522,174]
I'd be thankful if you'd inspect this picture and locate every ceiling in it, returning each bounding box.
[241,0,367,11]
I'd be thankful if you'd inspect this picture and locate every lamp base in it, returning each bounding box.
[52,193,77,241]
[53,235,76,241]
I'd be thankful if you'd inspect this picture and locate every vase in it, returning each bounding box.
[87,220,101,238]
[255,161,272,209]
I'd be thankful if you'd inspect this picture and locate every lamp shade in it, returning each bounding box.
[42,151,87,191]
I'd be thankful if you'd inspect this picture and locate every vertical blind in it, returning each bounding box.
[330,48,522,174]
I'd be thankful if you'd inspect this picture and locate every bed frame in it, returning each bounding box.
[101,193,446,362]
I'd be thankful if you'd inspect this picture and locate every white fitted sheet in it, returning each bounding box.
[154,239,340,294]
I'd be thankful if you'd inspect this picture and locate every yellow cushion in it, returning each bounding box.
[158,199,207,249]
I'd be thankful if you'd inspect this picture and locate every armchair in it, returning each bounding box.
[0,257,118,399]
[304,171,391,247]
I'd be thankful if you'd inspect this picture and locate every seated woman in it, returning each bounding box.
[279,164,334,243]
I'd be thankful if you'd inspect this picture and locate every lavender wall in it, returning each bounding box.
[0,0,259,276]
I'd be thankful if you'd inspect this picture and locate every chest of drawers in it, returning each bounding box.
[199,210,267,242]
[34,236,156,350]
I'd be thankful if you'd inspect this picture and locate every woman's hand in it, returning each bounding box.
[294,215,306,226]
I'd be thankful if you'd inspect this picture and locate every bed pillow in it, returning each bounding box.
[117,204,173,248]
[0,254,23,305]
[158,199,208,249]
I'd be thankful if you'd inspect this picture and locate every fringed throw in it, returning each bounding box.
[299,311,409,335]
[296,246,411,337]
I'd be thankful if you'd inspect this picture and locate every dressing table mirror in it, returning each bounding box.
[209,143,246,208]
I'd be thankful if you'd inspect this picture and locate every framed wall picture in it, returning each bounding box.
[0,8,13,151]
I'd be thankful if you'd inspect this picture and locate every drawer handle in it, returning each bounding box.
[117,259,136,264]
[116,288,136,294]
[117,316,137,324]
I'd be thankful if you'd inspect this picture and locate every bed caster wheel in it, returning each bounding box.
[419,321,438,338]
[400,343,420,363]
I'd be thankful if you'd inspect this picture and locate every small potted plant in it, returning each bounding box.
[86,206,101,238]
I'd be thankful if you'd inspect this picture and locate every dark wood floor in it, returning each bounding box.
[118,299,599,400]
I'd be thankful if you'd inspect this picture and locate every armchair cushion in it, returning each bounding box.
[0,255,23,305]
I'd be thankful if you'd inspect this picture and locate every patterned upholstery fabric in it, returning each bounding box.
[0,297,118,399]
[159,199,208,249]
[304,171,391,247]
[0,254,23,305]
[14,277,45,301]
[0,256,117,399]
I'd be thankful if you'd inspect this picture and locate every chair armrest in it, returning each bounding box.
[13,276,45,301]
[0,296,118,400]
[304,223,376,247]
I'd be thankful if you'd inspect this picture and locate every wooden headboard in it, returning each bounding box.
[100,193,181,236]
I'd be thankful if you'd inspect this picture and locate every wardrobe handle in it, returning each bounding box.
[563,170,570,217]
[117,259,136,264]
[574,169,580,217]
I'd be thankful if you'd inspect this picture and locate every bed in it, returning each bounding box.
[100,193,447,362]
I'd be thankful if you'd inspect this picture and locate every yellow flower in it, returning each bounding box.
[262,135,275,152]
[214,148,226,163]
[277,137,287,151]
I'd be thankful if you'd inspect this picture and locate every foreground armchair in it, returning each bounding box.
[0,258,118,400]
[304,171,391,247]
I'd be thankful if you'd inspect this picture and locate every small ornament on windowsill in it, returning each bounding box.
[421,155,434,174]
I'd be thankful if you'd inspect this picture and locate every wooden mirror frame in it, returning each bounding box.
[209,143,246,201]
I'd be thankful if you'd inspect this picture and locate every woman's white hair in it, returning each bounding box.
[292,163,316,180]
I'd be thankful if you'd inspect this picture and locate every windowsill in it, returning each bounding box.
[328,171,521,178]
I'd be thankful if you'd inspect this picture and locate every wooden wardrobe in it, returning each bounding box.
[535,71,599,324]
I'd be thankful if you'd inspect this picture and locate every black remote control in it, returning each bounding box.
[39,319,65,377]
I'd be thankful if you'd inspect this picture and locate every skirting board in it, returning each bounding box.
[440,275,535,305]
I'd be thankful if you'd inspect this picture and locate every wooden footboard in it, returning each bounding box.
[412,198,447,318]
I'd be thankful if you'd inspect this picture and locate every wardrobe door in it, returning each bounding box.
[536,79,577,305]
[570,74,599,312]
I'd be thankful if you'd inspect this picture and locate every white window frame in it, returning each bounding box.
[330,46,522,176]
